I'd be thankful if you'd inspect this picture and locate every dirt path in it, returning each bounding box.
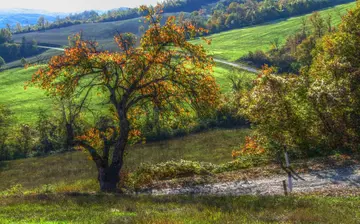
[145,165,360,196]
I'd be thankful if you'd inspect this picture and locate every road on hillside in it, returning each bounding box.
[37,45,65,51]
[214,58,259,73]
[37,45,259,73]
[146,165,360,196]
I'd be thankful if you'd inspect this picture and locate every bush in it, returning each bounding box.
[128,157,269,189]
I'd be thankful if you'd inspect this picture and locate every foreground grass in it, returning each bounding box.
[0,128,250,191]
[193,2,356,62]
[0,194,359,223]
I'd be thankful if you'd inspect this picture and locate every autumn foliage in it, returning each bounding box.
[240,2,360,155]
[29,4,219,192]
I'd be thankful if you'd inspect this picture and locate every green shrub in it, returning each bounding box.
[128,157,269,189]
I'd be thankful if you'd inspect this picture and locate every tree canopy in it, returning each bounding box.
[30,4,219,192]
[240,1,360,155]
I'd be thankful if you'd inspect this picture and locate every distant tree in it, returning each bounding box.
[20,58,27,66]
[30,5,219,192]
[5,24,11,32]
[309,12,325,38]
[0,56,6,69]
[16,23,22,33]
[37,16,45,30]
[0,29,12,44]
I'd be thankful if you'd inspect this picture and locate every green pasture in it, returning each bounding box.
[193,2,356,62]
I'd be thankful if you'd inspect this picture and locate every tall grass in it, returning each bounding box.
[0,128,250,191]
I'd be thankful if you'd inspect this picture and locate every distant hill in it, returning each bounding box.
[0,9,67,28]
[12,13,184,51]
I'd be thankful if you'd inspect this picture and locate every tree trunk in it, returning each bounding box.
[65,123,74,149]
[98,166,121,192]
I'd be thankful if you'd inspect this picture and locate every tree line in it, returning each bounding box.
[0,28,40,64]
[10,0,354,36]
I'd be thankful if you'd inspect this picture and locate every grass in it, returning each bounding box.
[0,66,52,124]
[0,128,250,191]
[12,17,142,50]
[2,49,63,70]
[0,194,359,223]
[11,13,183,51]
[193,2,356,62]
[0,62,248,124]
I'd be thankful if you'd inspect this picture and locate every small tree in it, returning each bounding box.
[30,5,219,192]
[0,56,5,68]
[0,105,12,161]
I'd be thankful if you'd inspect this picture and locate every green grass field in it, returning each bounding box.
[1,194,359,223]
[193,2,356,62]
[4,3,356,125]
[0,62,249,124]
[0,128,250,191]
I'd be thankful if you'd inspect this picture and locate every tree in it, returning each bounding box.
[37,16,45,30]
[0,28,12,44]
[30,5,219,192]
[0,56,5,68]
[241,2,360,154]
[309,12,325,38]
[20,58,27,66]
[0,105,12,160]
[16,23,22,33]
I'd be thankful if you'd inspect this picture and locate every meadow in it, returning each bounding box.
[3,2,356,124]
[1,3,360,223]
[193,2,356,62]
[0,128,250,191]
[0,62,252,125]
[1,194,359,223]
[11,13,184,51]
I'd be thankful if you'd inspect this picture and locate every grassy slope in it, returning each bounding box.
[12,17,142,50]
[1,194,359,223]
[0,128,250,191]
[193,2,356,62]
[0,63,247,124]
[4,3,356,123]
[2,49,63,69]
[0,67,52,124]
[11,13,183,51]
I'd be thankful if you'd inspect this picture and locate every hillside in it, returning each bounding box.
[11,13,185,51]
[0,62,250,124]
[3,2,357,125]
[0,9,65,28]
[10,2,356,65]
[193,2,356,62]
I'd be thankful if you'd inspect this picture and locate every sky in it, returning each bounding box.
[0,0,161,13]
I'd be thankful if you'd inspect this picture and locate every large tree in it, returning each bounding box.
[30,5,219,192]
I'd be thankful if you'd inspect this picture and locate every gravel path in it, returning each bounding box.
[145,166,360,196]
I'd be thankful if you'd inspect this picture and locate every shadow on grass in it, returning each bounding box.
[0,161,8,171]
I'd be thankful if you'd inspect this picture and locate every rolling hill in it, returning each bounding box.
[3,2,357,125]
[192,2,356,62]
[12,13,184,51]
[0,9,67,28]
